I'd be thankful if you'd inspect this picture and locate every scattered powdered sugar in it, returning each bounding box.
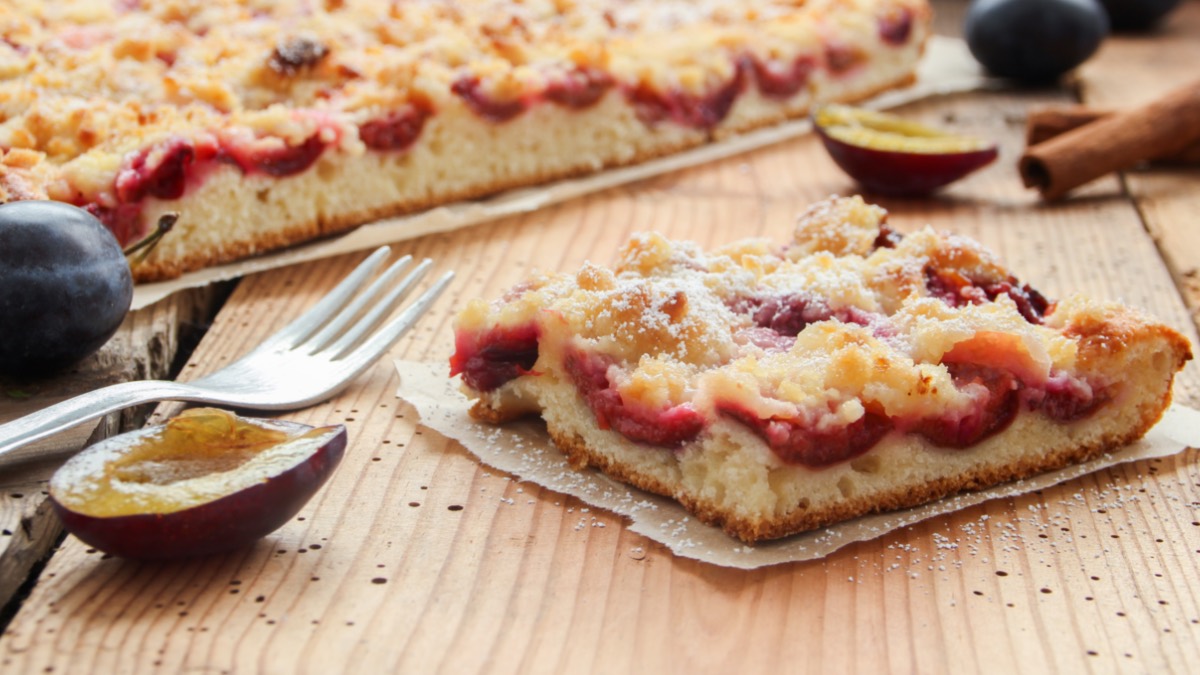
[397,360,1200,570]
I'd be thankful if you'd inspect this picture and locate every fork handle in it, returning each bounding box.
[0,379,201,471]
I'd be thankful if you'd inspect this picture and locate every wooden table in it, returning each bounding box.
[3,2,1200,671]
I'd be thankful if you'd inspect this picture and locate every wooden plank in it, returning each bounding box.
[1077,0,1200,337]
[3,3,1200,672]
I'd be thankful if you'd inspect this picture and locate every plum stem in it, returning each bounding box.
[123,212,178,265]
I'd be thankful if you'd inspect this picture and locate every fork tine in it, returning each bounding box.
[302,254,415,353]
[335,270,455,366]
[252,246,393,352]
[321,258,433,357]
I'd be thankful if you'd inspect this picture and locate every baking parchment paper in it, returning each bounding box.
[395,360,1200,570]
[132,36,994,310]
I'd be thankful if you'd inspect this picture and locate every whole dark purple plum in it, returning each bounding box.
[965,0,1109,83]
[0,200,133,376]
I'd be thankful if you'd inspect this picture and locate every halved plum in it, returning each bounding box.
[49,408,346,560]
[813,104,999,196]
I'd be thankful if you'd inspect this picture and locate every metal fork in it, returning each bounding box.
[0,246,453,469]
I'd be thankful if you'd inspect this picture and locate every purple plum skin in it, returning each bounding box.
[0,200,133,376]
[51,420,346,561]
[815,127,1000,197]
[964,0,1109,84]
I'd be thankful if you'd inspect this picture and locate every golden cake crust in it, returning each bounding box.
[452,195,1193,543]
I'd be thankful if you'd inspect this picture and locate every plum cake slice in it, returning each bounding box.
[449,195,1192,543]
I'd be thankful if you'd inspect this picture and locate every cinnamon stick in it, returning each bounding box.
[1026,105,1200,163]
[1019,79,1200,200]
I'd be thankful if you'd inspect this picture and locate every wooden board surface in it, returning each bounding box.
[3,2,1200,672]
[1079,6,1200,335]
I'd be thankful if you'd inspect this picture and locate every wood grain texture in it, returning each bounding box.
[1078,0,1200,340]
[3,2,1200,673]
